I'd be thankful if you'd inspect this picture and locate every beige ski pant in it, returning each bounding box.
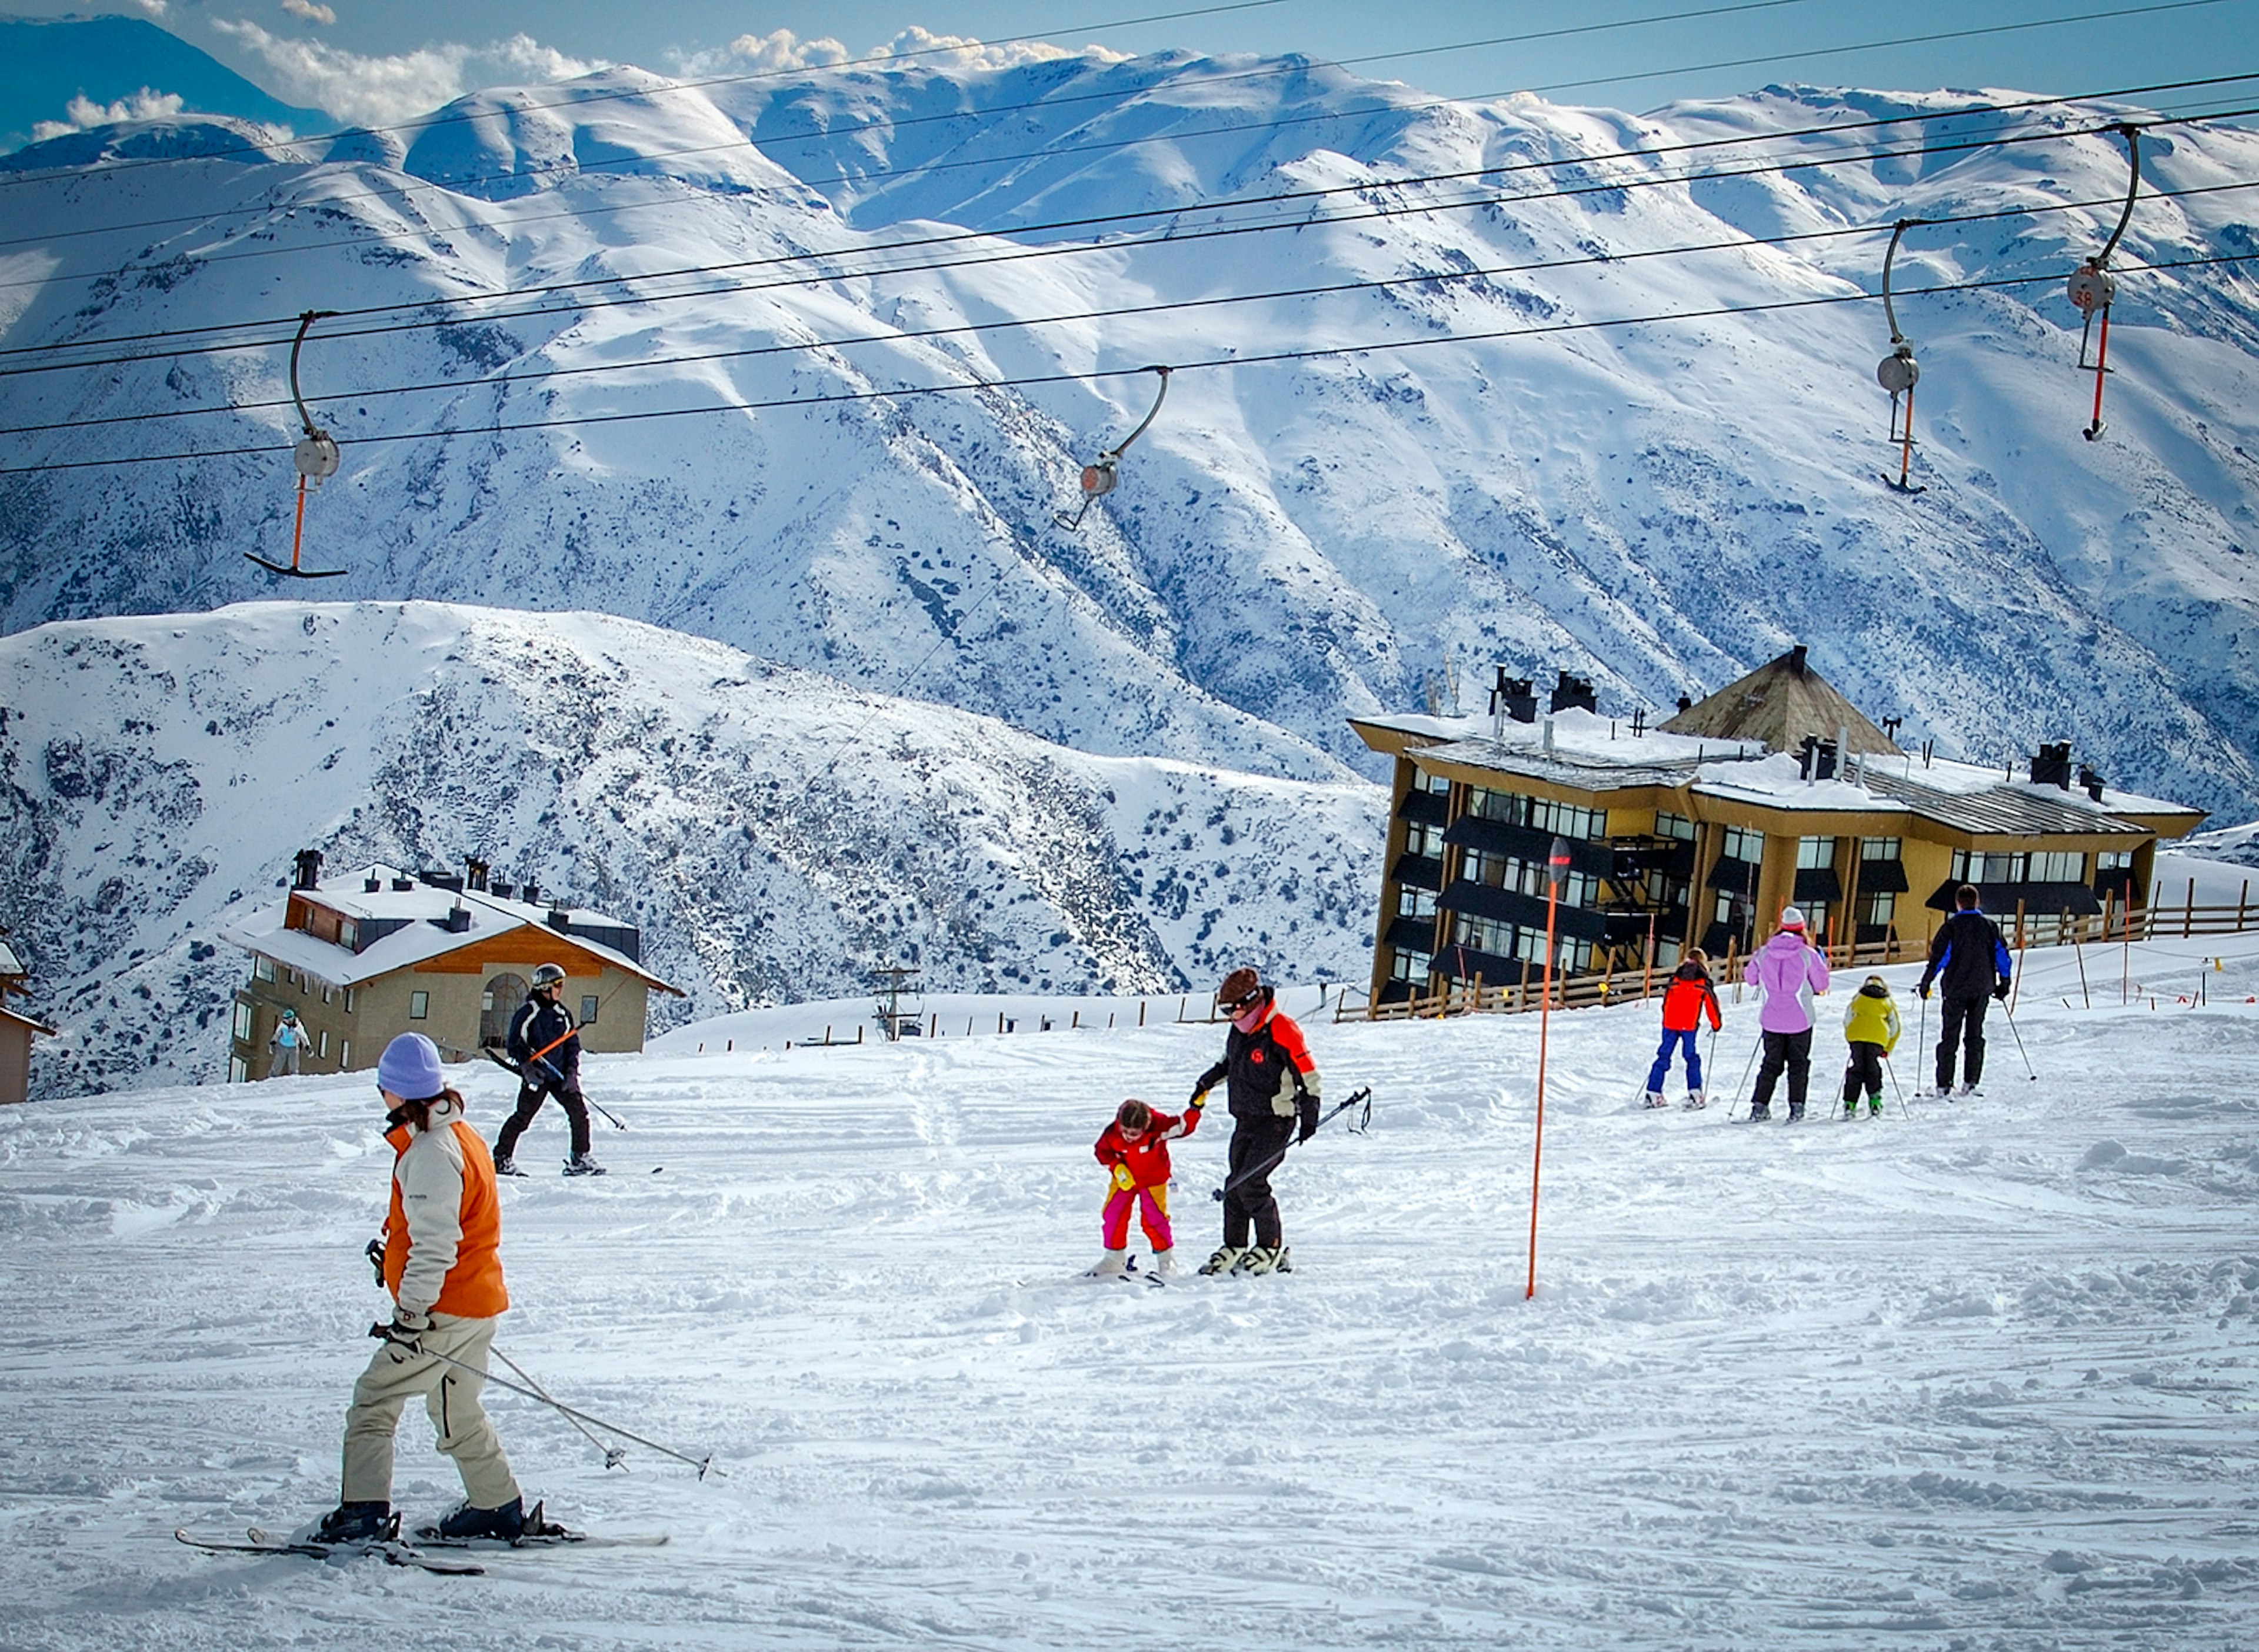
[339,1311,519,1510]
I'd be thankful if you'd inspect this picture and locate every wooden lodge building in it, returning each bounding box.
[0,936,58,1105]
[222,852,681,1081]
[1350,647,2207,1005]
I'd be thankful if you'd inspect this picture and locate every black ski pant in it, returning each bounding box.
[1222,1115,1296,1250]
[1842,1041,1885,1106]
[1935,994,1988,1090]
[1748,1028,1812,1114]
[496,1075,591,1161]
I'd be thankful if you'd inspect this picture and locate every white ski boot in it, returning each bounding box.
[1239,1245,1291,1276]
[563,1153,607,1176]
[1085,1248,1131,1278]
[1642,1090,1668,1109]
[1197,1245,1245,1276]
[1152,1249,1178,1279]
[1683,1088,1708,1111]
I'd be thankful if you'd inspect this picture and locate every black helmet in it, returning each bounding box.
[532,963,567,989]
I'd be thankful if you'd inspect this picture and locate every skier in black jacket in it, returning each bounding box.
[1917,885,2014,1097]
[494,963,601,1176]
[1190,966,1320,1278]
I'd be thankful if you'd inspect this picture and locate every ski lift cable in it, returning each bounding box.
[6,65,2252,363]
[8,245,2253,479]
[0,0,1318,195]
[0,0,1860,249]
[8,98,2247,388]
[13,172,2256,444]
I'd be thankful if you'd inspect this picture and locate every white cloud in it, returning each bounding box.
[280,0,338,25]
[30,87,186,141]
[208,18,607,128]
[125,0,167,16]
[671,24,1125,79]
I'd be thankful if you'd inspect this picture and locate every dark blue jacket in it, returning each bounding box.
[1921,910,2013,999]
[507,995,582,1081]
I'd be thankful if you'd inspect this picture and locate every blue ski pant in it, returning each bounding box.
[1645,1027,1704,1094]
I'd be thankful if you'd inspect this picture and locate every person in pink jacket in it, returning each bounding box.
[1740,907,1831,1122]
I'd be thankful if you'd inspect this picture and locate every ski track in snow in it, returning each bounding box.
[4,942,2258,1647]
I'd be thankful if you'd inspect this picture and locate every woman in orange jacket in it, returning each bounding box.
[1644,949,1722,1108]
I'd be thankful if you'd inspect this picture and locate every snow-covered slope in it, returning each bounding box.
[0,601,1382,1097]
[3,56,2258,811]
[5,942,2258,1646]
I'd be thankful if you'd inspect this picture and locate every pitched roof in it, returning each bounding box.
[1660,647,1898,757]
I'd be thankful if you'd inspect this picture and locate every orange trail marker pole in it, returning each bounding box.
[1527,835,1571,1301]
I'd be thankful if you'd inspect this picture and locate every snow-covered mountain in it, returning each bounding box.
[0,601,1382,1097]
[4,54,2258,813]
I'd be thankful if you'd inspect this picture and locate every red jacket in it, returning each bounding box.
[1660,967,1722,1032]
[1094,1106,1200,1188]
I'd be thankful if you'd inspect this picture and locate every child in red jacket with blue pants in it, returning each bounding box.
[1645,948,1722,1109]
[1089,1098,1200,1279]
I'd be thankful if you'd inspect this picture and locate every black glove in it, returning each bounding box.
[1297,1096,1320,1145]
[370,1307,430,1362]
[364,1237,385,1287]
[1993,981,2011,1002]
[1917,982,1932,1000]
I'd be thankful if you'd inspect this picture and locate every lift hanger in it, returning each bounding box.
[246,309,346,578]
[1055,365,1170,531]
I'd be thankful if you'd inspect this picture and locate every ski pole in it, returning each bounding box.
[1725,1036,1761,1120]
[369,1325,719,1478]
[492,1347,627,1470]
[2001,1001,2038,1082]
[1211,1088,1371,1201]
[1883,1053,1912,1120]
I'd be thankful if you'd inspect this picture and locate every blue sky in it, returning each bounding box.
[11,0,2255,126]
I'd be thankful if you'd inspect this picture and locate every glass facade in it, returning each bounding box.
[1464,786,1606,840]
[1952,849,2087,883]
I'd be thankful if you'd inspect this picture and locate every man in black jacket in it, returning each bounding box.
[494,963,601,1176]
[1191,966,1320,1277]
[1917,885,2014,1097]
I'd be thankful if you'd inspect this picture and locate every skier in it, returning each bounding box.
[1740,907,1830,1122]
[1917,884,2013,1097]
[1644,948,1721,1108]
[268,1008,307,1077]
[1840,974,1902,1118]
[494,962,601,1176]
[317,1032,526,1545]
[1088,1097,1201,1278]
[1191,967,1320,1277]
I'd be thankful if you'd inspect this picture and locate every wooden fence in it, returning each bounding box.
[1340,881,2259,1024]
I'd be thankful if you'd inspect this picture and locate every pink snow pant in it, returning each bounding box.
[1102,1182,1174,1251]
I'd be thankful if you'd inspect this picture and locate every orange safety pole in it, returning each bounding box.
[289,474,310,572]
[2088,309,2112,434]
[1527,836,1570,1301]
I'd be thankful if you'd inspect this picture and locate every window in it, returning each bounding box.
[2097,849,2134,872]
[1460,850,1595,908]
[1449,912,1517,954]
[1465,787,1518,824]
[1387,947,1431,985]
[317,1030,329,1059]
[1395,886,1437,921]
[1858,890,1897,928]
[580,995,599,1024]
[254,955,275,983]
[1859,837,1901,862]
[1795,836,1835,870]
[1720,826,1765,864]
[2030,851,2084,882]
[339,919,358,951]
[229,1055,248,1084]
[321,984,334,1005]
[1417,769,1451,796]
[1654,811,1696,842]
[409,991,429,1021]
[342,988,355,1014]
[232,1001,252,1042]
[339,1041,351,1070]
[1403,820,1446,858]
[1464,787,1603,840]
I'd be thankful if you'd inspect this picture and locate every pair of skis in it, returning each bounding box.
[176,1511,667,1576]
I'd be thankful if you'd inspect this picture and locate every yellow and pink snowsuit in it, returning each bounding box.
[1094,1105,1200,1252]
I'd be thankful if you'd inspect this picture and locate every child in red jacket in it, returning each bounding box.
[1644,949,1722,1109]
[1089,1098,1200,1278]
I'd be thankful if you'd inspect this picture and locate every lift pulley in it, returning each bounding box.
[2068,123,2143,442]
[1055,365,1170,531]
[1875,218,1928,496]
[246,308,347,578]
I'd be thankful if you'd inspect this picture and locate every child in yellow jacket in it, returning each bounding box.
[1841,975,1902,1118]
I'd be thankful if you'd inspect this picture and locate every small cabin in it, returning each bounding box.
[0,937,56,1104]
[221,858,681,1081]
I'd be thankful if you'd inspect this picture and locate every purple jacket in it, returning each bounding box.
[1741,931,1830,1034]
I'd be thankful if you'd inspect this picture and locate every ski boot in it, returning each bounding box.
[1642,1090,1668,1110]
[1085,1248,1130,1279]
[1785,1102,1805,1123]
[1745,1103,1771,1123]
[315,1501,395,1543]
[493,1154,525,1177]
[1197,1245,1245,1276]
[434,1496,525,1543]
[1152,1249,1178,1279]
[563,1154,607,1177]
[1955,1083,1980,1098]
[1868,1097,1884,1117]
[1683,1088,1707,1111]
[1239,1245,1291,1276]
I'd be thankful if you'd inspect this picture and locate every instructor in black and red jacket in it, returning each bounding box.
[1192,966,1320,1278]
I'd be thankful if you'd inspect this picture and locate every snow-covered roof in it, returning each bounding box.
[0,1004,57,1037]
[222,865,677,994]
[0,939,23,977]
